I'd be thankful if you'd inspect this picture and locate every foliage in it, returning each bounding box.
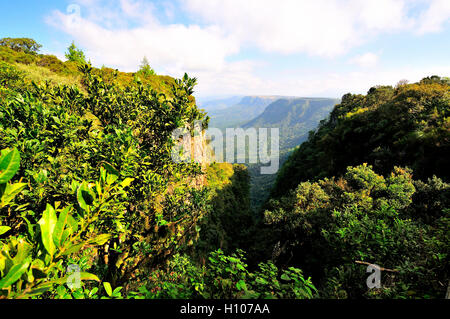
[195,163,253,256]
[137,56,156,77]
[3,36,447,300]
[65,42,87,65]
[272,78,450,197]
[0,147,120,298]
[263,164,449,298]
[0,42,176,96]
[0,62,26,99]
[0,57,212,297]
[136,249,316,299]
[0,38,42,54]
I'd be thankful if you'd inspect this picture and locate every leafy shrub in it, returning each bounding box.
[264,164,449,298]
[138,249,316,299]
[65,42,87,64]
[0,62,211,298]
[0,38,42,53]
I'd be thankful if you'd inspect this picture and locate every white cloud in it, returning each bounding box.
[46,2,239,73]
[45,0,449,98]
[208,64,450,98]
[350,52,380,68]
[182,0,418,57]
[416,0,450,34]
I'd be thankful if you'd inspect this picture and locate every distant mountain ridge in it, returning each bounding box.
[243,97,340,149]
[237,97,340,210]
[200,95,340,210]
[198,96,243,112]
[204,95,286,129]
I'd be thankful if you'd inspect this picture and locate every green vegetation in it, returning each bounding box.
[0,59,209,297]
[262,164,448,298]
[0,38,313,299]
[137,249,316,299]
[0,38,175,95]
[137,56,156,77]
[0,37,448,299]
[257,78,449,299]
[196,163,254,256]
[0,38,42,54]
[272,79,450,197]
[65,42,87,65]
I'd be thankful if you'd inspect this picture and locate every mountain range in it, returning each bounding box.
[200,95,340,209]
[203,95,287,129]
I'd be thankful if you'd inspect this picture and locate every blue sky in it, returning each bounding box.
[1,0,449,99]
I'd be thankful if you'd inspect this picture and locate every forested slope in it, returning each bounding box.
[272,79,450,197]
[243,97,339,209]
[0,38,315,299]
[255,77,450,299]
[244,97,339,149]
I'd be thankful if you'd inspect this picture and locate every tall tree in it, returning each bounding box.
[65,41,87,64]
[138,56,155,76]
[0,37,42,53]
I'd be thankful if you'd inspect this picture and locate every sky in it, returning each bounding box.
[0,0,449,99]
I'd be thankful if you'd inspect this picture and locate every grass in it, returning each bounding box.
[14,62,84,90]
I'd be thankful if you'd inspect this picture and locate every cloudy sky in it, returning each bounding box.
[1,0,449,99]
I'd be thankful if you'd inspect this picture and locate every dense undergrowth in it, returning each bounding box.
[0,39,314,299]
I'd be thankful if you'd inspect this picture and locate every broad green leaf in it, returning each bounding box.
[120,178,134,188]
[77,182,94,211]
[1,182,27,207]
[106,173,119,185]
[103,282,112,296]
[60,229,71,247]
[102,163,119,177]
[0,226,11,235]
[100,167,107,183]
[39,272,100,286]
[0,148,20,184]
[280,273,291,281]
[31,259,45,271]
[12,239,32,264]
[236,279,247,291]
[79,272,100,282]
[0,258,30,289]
[88,234,111,245]
[62,243,84,255]
[38,204,57,256]
[67,215,78,233]
[53,206,71,248]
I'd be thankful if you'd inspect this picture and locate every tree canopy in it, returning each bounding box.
[0,38,42,53]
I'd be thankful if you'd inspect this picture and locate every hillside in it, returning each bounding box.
[253,76,450,299]
[205,95,281,129]
[243,97,340,150]
[242,97,339,209]
[271,78,450,198]
[0,38,315,300]
[0,37,448,300]
[0,40,177,97]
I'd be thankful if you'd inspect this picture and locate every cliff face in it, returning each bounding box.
[172,123,216,189]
